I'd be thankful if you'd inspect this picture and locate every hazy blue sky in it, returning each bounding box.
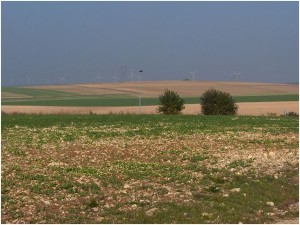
[2,1,299,86]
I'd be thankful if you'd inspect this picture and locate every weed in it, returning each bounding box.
[86,199,98,208]
[192,191,210,200]
[206,185,220,193]
[9,147,26,157]
[190,154,209,162]
[228,159,252,169]
[185,163,202,172]
[30,184,44,194]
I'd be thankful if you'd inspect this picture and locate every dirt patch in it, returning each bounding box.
[2,101,298,116]
[276,218,299,224]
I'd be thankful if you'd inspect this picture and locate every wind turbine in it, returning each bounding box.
[190,69,198,81]
[128,70,136,82]
[232,71,241,81]
[95,72,103,86]
[10,77,14,86]
[59,75,66,85]
[119,65,129,81]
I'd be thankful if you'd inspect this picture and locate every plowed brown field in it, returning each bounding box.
[32,80,298,97]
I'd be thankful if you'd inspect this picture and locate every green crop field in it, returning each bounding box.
[1,114,298,223]
[1,96,158,107]
[232,94,299,102]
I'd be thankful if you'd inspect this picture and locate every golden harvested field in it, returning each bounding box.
[2,101,299,116]
[32,80,299,97]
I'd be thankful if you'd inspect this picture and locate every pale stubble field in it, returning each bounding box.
[2,101,298,115]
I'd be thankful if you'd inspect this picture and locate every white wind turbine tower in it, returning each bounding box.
[190,69,198,81]
[95,72,103,86]
[128,70,136,82]
[232,71,241,81]
[10,77,14,86]
[59,75,66,85]
[119,65,128,82]
[26,76,31,87]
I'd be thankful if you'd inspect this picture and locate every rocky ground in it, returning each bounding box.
[1,115,298,223]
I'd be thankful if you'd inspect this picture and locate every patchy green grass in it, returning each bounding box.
[2,114,298,134]
[1,115,298,223]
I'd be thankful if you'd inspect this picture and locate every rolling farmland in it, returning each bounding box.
[1,81,299,223]
[1,80,299,115]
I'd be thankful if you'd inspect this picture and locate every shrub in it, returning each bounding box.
[157,89,185,115]
[200,88,238,115]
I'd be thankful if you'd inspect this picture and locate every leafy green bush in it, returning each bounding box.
[200,88,238,115]
[157,89,185,115]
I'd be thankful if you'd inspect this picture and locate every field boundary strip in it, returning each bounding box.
[1,101,298,116]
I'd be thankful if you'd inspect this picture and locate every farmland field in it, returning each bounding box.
[1,114,298,223]
[2,101,299,116]
[1,81,298,116]
[1,93,299,107]
[2,81,298,107]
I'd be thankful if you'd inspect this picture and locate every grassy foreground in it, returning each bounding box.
[1,115,299,223]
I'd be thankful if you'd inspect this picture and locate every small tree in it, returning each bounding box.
[157,89,185,115]
[200,88,238,115]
